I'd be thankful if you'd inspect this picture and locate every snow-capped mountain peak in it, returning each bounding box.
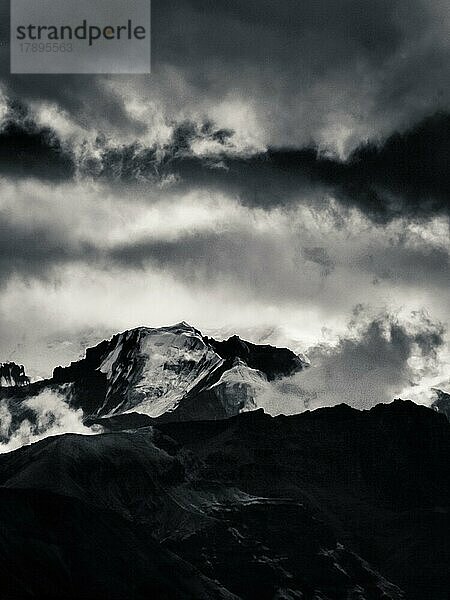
[96,323,224,418]
[206,358,269,416]
[3,323,306,425]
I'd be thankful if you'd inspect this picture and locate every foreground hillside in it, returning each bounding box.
[0,400,448,600]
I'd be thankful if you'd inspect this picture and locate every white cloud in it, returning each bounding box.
[258,309,447,415]
[0,389,101,454]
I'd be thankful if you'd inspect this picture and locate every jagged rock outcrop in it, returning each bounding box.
[431,388,450,422]
[0,362,29,387]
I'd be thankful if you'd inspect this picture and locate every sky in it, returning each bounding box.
[0,0,448,408]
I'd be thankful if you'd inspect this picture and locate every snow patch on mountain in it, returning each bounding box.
[431,388,450,421]
[207,358,269,416]
[2,322,306,435]
[98,323,224,418]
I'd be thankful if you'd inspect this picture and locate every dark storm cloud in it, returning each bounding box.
[1,0,448,147]
[6,75,143,135]
[84,120,234,180]
[358,242,450,289]
[0,0,447,222]
[0,104,447,225]
[154,0,449,137]
[105,222,449,307]
[334,113,450,222]
[1,102,447,226]
[261,310,446,413]
[154,0,404,68]
[0,214,94,283]
[301,247,335,277]
[92,112,450,223]
[0,192,447,311]
[107,230,311,302]
[0,0,141,135]
[169,112,450,223]
[0,103,75,181]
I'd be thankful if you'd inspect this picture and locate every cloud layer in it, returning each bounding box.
[260,310,446,414]
[2,0,448,150]
[0,102,75,181]
[0,0,447,415]
[0,389,100,453]
[2,103,448,225]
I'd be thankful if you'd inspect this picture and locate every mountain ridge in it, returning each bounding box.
[0,399,448,599]
[0,362,30,388]
[1,323,306,429]
[432,388,450,422]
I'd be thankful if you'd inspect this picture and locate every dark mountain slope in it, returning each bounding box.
[0,487,237,600]
[0,362,29,387]
[0,400,448,599]
[432,388,450,421]
[157,401,450,600]
[205,334,304,380]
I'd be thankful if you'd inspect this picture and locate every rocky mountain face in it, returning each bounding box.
[0,362,29,388]
[1,323,305,427]
[0,400,448,599]
[432,388,450,421]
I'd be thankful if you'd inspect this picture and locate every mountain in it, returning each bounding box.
[1,323,305,430]
[1,324,448,598]
[204,324,310,364]
[0,400,448,599]
[0,362,29,388]
[0,486,238,600]
[432,388,450,421]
